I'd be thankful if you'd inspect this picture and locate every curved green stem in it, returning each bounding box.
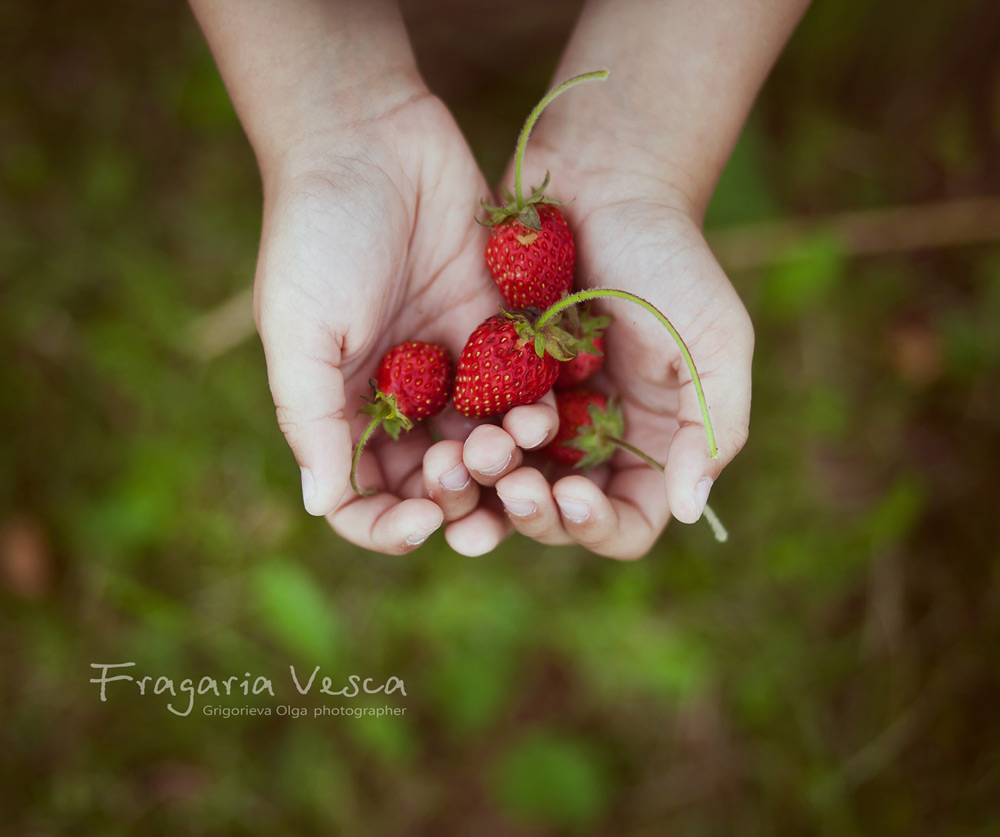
[539,289,718,459]
[608,436,662,471]
[608,436,727,543]
[513,70,609,208]
[350,414,384,497]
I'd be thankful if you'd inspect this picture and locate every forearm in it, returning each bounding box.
[537,0,810,217]
[188,0,424,177]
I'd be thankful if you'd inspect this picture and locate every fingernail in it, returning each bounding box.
[556,497,591,524]
[300,467,318,514]
[479,451,512,476]
[694,477,713,519]
[440,463,471,492]
[405,526,438,547]
[524,433,548,450]
[498,494,536,517]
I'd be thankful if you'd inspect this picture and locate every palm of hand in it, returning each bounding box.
[256,96,501,525]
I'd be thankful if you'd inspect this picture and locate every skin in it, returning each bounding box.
[462,0,811,558]
[189,0,809,558]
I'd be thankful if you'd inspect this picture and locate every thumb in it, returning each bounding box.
[664,307,753,525]
[260,320,353,517]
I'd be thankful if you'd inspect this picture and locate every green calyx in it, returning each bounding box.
[480,173,566,232]
[359,381,413,441]
[563,303,611,354]
[350,381,414,497]
[503,307,579,362]
[566,399,625,471]
[478,69,610,231]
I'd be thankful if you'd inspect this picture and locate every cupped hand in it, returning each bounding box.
[255,94,510,555]
[465,158,753,560]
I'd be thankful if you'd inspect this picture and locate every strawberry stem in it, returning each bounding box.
[607,435,728,543]
[512,70,610,209]
[537,289,719,459]
[350,412,386,497]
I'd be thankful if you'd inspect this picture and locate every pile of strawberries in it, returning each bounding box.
[351,183,617,491]
[350,71,720,519]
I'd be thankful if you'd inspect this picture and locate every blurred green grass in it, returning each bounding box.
[2,1,999,834]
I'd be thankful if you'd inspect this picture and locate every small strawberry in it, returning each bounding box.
[453,311,576,418]
[555,305,610,390]
[484,201,575,310]
[542,388,623,468]
[351,341,453,496]
[373,341,452,422]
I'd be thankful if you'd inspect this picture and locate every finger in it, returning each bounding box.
[260,324,353,518]
[423,440,480,522]
[462,424,523,487]
[552,469,669,560]
[494,468,574,546]
[501,390,559,451]
[444,506,511,557]
[664,311,753,524]
[327,494,444,555]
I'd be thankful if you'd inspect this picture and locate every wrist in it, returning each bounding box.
[256,68,429,189]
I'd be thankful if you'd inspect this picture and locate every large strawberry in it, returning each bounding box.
[351,341,453,495]
[542,388,622,468]
[484,201,575,310]
[453,312,575,418]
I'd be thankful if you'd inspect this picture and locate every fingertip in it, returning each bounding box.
[463,424,521,485]
[664,425,717,524]
[502,391,558,450]
[327,495,443,555]
[444,508,510,557]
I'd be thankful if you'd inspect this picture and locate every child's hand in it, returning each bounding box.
[255,96,508,554]
[463,166,753,560]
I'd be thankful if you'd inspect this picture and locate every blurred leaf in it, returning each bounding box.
[251,561,345,662]
[347,712,418,767]
[425,645,518,734]
[490,729,611,831]
[864,477,926,549]
[762,231,845,321]
[559,606,713,703]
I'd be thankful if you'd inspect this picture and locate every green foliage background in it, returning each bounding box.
[2,1,998,833]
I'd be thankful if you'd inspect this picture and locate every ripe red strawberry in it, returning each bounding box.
[453,314,563,418]
[555,304,610,389]
[485,203,575,310]
[374,341,452,421]
[555,337,604,389]
[351,341,453,495]
[542,388,623,468]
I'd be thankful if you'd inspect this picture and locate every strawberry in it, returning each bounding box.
[556,338,604,389]
[479,72,610,310]
[555,305,610,389]
[484,202,575,310]
[373,341,452,422]
[453,313,571,418]
[542,388,623,468]
[351,341,453,495]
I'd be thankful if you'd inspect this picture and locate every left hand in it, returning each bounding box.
[463,159,753,559]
